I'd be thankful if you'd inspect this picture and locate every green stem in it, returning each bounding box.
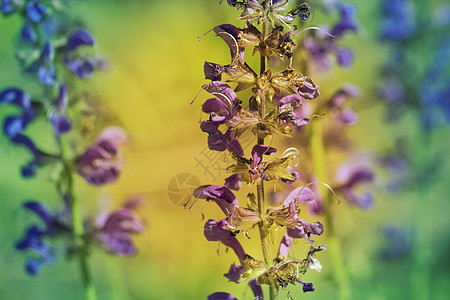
[60,135,98,300]
[410,129,432,300]
[256,13,276,300]
[310,120,350,300]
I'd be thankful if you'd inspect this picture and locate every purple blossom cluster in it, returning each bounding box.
[190,1,337,299]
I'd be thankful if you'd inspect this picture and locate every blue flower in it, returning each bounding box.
[49,84,72,135]
[26,0,48,23]
[379,0,416,41]
[0,0,14,16]
[15,201,65,275]
[64,29,100,79]
[25,41,57,86]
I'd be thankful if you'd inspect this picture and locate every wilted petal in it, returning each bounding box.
[227,206,261,231]
[297,77,319,100]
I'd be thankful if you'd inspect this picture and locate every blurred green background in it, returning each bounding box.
[1,0,449,299]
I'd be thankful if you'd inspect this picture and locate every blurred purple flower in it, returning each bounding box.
[330,3,358,37]
[96,205,144,256]
[380,0,416,41]
[335,159,375,209]
[77,127,126,186]
[303,3,358,70]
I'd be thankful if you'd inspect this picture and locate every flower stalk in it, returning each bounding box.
[61,134,97,300]
[310,119,350,300]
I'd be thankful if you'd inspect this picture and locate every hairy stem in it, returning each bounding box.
[255,14,276,300]
[310,120,350,300]
[60,135,97,300]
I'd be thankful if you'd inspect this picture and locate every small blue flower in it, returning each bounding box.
[26,0,48,23]
[15,201,69,275]
[25,41,57,86]
[20,24,39,45]
[379,0,416,41]
[64,29,100,79]
[0,0,14,16]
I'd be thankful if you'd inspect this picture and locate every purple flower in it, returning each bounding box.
[200,81,248,154]
[276,95,310,132]
[208,292,238,300]
[96,205,145,256]
[204,219,246,267]
[298,280,315,293]
[334,159,375,209]
[328,84,360,125]
[77,127,126,186]
[303,4,358,70]
[224,173,242,191]
[330,3,358,38]
[203,24,244,81]
[49,84,72,135]
[193,185,239,216]
[224,263,247,283]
